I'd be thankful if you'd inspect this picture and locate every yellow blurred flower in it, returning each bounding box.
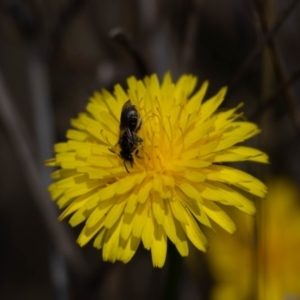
[206,178,300,300]
[45,73,268,267]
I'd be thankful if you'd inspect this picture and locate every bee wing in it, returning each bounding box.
[125,128,135,144]
[119,128,126,139]
[120,100,132,130]
[136,118,142,132]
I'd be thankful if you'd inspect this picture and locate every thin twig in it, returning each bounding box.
[28,50,69,300]
[228,0,300,93]
[0,0,41,38]
[0,71,90,279]
[251,0,300,132]
[109,27,149,77]
[73,263,109,300]
[163,242,183,300]
[250,68,300,121]
[180,1,203,73]
[51,0,87,55]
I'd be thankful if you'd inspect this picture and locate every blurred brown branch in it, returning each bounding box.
[180,1,203,73]
[228,0,300,93]
[252,0,300,133]
[0,71,90,279]
[109,27,149,77]
[51,0,87,55]
[0,0,41,38]
[250,68,300,122]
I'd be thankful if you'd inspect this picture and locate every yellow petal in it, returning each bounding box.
[142,210,154,250]
[202,200,236,234]
[151,223,167,267]
[200,87,227,121]
[132,201,148,238]
[102,219,122,262]
[152,193,165,225]
[117,235,141,263]
[93,229,106,249]
[120,212,135,240]
[182,210,208,251]
[66,129,88,141]
[77,215,105,246]
[104,196,127,228]
[186,80,209,114]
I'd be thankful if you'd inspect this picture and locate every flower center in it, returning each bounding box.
[136,99,180,173]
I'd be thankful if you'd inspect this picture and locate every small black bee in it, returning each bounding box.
[118,131,143,172]
[109,100,143,173]
[119,100,142,147]
[120,100,142,132]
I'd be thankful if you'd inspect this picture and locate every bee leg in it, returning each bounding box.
[139,146,150,159]
[135,149,144,159]
[123,160,130,173]
[108,148,115,154]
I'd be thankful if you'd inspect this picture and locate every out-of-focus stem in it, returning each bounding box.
[0,70,90,279]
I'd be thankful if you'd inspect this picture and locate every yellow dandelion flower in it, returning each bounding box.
[45,73,268,267]
[205,178,300,300]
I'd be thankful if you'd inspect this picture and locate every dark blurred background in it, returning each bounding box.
[0,0,300,299]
